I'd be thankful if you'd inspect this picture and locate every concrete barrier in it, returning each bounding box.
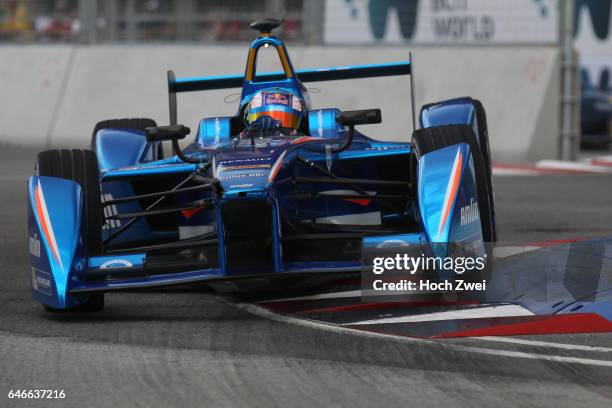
[0,45,559,162]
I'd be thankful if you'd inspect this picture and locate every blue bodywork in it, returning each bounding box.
[420,97,482,147]
[27,30,491,308]
[28,176,84,308]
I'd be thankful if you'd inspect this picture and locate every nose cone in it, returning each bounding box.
[214,143,287,196]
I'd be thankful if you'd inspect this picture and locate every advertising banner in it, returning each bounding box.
[324,0,559,45]
[575,0,612,91]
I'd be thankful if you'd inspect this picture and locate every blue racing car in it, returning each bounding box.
[27,19,496,311]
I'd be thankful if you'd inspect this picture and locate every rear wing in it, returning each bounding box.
[167,57,416,130]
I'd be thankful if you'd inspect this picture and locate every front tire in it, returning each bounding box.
[36,149,104,311]
[412,125,495,243]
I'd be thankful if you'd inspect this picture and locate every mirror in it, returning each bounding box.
[337,109,382,127]
[145,125,190,143]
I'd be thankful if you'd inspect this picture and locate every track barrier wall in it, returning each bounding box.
[0,45,559,162]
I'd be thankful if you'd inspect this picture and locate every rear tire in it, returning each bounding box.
[412,124,495,243]
[35,149,104,311]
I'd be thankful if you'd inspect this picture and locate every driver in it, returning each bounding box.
[243,88,305,137]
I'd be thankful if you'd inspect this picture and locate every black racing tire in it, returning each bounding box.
[412,124,495,243]
[91,117,162,159]
[35,149,104,311]
[470,99,497,241]
[419,98,497,240]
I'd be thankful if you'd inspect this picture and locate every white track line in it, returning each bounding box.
[584,155,612,166]
[473,336,612,353]
[227,299,612,368]
[258,290,362,303]
[536,160,612,174]
[492,167,541,176]
[344,304,533,326]
[494,158,612,176]
[492,245,542,258]
[449,346,612,368]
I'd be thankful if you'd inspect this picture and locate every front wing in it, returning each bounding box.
[28,143,485,308]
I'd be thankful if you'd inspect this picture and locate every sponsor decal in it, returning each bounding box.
[218,157,274,165]
[317,109,324,137]
[101,193,121,230]
[31,267,52,295]
[99,259,134,269]
[264,93,290,106]
[460,197,479,226]
[375,239,411,249]
[29,233,40,258]
[229,184,255,189]
[214,117,221,145]
[120,164,181,171]
[365,145,410,151]
[326,144,333,172]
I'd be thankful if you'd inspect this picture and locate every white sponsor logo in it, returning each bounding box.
[99,259,133,269]
[375,239,410,249]
[317,110,324,137]
[460,198,479,226]
[31,267,52,294]
[219,173,267,180]
[36,275,51,288]
[326,144,333,172]
[101,193,122,230]
[29,234,41,258]
[229,184,254,189]
[214,117,221,144]
[221,157,272,164]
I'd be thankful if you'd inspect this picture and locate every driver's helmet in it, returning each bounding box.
[244,88,305,132]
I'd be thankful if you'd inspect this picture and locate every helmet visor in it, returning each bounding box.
[247,107,301,129]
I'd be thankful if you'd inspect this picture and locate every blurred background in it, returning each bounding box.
[0,0,610,163]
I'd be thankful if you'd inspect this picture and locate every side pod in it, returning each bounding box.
[28,176,85,309]
[417,143,486,259]
[197,117,233,147]
[94,129,153,172]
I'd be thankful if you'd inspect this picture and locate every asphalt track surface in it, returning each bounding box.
[1,147,611,408]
